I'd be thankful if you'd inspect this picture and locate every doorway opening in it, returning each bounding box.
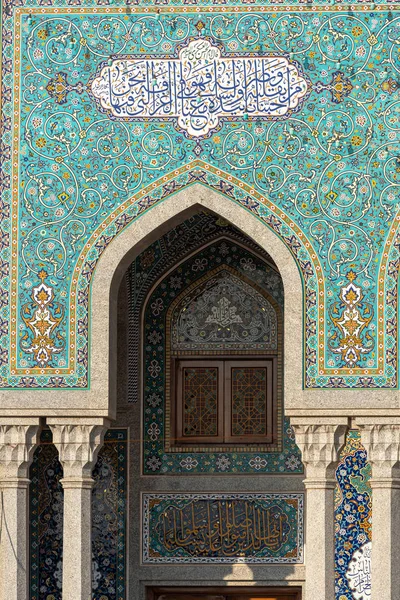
[147,587,302,600]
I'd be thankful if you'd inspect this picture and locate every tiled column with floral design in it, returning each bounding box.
[0,419,40,600]
[292,419,348,600]
[357,420,400,600]
[48,418,110,600]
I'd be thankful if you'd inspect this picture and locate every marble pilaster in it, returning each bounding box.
[292,419,348,600]
[0,419,40,600]
[48,418,110,600]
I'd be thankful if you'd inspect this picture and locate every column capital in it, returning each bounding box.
[48,419,111,600]
[291,419,348,481]
[0,418,40,480]
[356,421,400,480]
[48,418,110,479]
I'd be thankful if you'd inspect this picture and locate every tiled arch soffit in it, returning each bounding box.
[0,180,398,419]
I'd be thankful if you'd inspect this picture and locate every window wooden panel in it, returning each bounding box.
[174,358,276,446]
[225,360,273,444]
[176,360,224,444]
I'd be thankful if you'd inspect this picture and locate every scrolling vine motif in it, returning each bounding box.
[0,7,399,387]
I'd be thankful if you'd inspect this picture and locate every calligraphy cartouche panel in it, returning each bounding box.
[142,493,303,563]
[90,39,310,137]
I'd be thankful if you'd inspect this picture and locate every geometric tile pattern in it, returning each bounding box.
[142,493,304,564]
[29,430,63,600]
[29,429,128,600]
[92,429,128,600]
[1,4,399,389]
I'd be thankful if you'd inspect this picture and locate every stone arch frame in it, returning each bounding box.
[102,183,305,420]
[89,169,398,418]
[0,170,310,416]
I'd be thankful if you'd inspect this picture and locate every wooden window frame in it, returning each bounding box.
[173,356,277,447]
[176,360,224,444]
[225,360,274,444]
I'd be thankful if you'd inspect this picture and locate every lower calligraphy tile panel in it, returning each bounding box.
[142,493,304,564]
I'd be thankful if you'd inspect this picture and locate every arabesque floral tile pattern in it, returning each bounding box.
[0,2,399,388]
[335,431,372,600]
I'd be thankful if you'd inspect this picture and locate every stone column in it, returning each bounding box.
[357,420,400,600]
[292,419,348,600]
[48,418,110,600]
[0,418,40,600]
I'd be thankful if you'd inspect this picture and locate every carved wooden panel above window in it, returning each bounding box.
[171,270,278,353]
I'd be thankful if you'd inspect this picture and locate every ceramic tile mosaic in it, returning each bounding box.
[29,430,63,600]
[141,237,303,475]
[335,430,372,600]
[1,4,399,389]
[142,492,304,564]
[29,429,128,600]
[92,429,128,600]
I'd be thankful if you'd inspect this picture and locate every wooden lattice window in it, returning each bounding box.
[174,359,275,445]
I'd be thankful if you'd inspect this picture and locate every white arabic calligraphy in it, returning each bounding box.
[90,39,309,137]
[205,297,243,328]
[346,542,371,599]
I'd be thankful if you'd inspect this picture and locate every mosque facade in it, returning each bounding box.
[0,1,399,599]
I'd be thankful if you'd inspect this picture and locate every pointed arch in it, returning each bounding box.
[89,180,307,418]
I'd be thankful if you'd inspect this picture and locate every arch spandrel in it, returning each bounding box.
[0,173,398,415]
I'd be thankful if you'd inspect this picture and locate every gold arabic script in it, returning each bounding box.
[155,499,290,557]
